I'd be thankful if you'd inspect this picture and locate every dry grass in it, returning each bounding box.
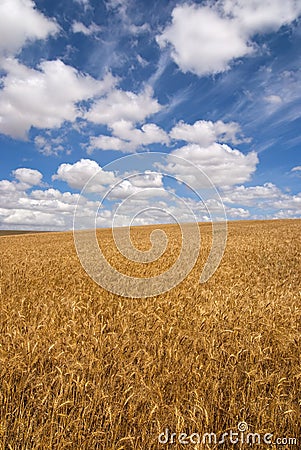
[0,219,300,449]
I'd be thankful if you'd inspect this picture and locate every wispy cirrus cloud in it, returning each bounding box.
[291,166,301,173]
[72,21,101,36]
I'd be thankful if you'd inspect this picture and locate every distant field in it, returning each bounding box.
[0,219,300,449]
[0,230,48,237]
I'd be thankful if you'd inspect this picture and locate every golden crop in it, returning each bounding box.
[0,219,300,449]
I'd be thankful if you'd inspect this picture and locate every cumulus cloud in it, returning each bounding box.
[170,119,247,147]
[221,0,301,33]
[0,161,170,230]
[12,168,43,186]
[85,87,166,153]
[269,193,301,212]
[0,167,43,211]
[31,188,79,203]
[226,207,250,219]
[85,86,161,126]
[0,59,115,139]
[89,135,127,152]
[0,159,301,230]
[222,183,283,206]
[107,171,165,200]
[157,1,301,76]
[89,121,169,153]
[220,182,301,218]
[52,159,168,201]
[107,180,164,200]
[0,186,83,229]
[129,171,163,189]
[157,4,251,76]
[166,117,257,189]
[0,0,59,57]
[2,210,65,227]
[167,143,258,188]
[0,169,94,230]
[52,158,116,191]
[0,180,28,211]
[0,168,81,229]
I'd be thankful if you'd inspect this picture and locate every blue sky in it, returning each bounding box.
[0,0,300,230]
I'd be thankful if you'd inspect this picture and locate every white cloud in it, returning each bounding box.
[85,87,167,153]
[167,119,256,190]
[222,183,282,206]
[112,120,168,144]
[264,94,283,105]
[167,143,258,188]
[107,171,165,200]
[0,167,43,211]
[89,121,169,153]
[0,179,26,210]
[269,193,301,212]
[226,206,250,219]
[137,54,148,67]
[105,0,150,35]
[170,119,247,147]
[0,170,81,229]
[221,183,301,217]
[34,135,66,156]
[85,86,161,126]
[221,0,301,34]
[291,166,301,172]
[157,4,252,76]
[0,158,301,230]
[0,161,170,230]
[129,171,163,189]
[74,0,90,8]
[89,135,127,152]
[0,0,59,57]
[31,188,79,203]
[72,21,101,36]
[18,190,81,215]
[157,1,301,76]
[52,159,167,201]
[272,209,301,219]
[148,51,170,89]
[107,180,165,200]
[52,158,116,191]
[0,59,115,139]
[2,209,65,227]
[0,172,94,230]
[0,186,82,228]
[13,168,42,186]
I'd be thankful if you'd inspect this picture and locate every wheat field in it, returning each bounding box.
[0,219,300,449]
